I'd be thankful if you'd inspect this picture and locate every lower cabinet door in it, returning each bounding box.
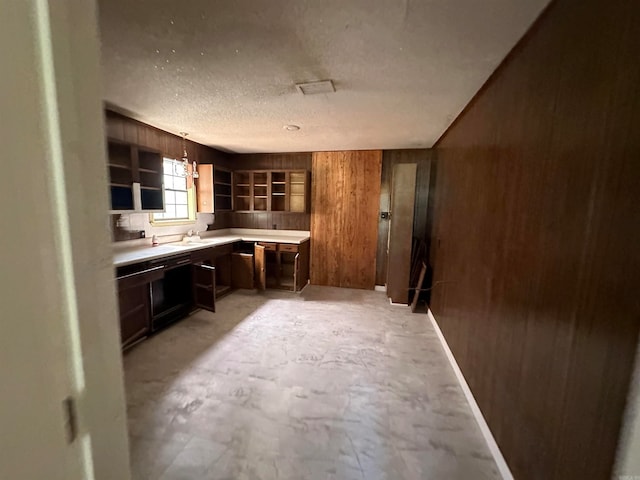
[117,280,151,349]
[293,253,300,292]
[231,253,254,289]
[254,244,266,290]
[192,263,216,312]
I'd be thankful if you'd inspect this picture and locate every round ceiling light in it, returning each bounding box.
[283,124,300,131]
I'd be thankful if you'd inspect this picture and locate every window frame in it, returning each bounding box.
[149,157,197,226]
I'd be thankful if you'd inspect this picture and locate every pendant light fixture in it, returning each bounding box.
[176,132,199,179]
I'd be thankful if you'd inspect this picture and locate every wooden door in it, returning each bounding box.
[254,244,266,290]
[386,163,417,303]
[192,264,216,312]
[310,151,382,289]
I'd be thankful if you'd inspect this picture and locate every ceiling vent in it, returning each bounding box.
[295,80,335,95]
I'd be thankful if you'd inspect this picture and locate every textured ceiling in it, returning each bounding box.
[98,0,550,153]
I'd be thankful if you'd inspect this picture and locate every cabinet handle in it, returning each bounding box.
[117,264,164,280]
[199,264,216,271]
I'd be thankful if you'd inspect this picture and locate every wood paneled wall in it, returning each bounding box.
[106,110,231,240]
[228,152,311,171]
[311,151,382,289]
[209,211,309,231]
[376,149,433,285]
[224,152,312,231]
[105,110,230,167]
[429,0,640,478]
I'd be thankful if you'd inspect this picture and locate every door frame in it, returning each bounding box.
[1,1,131,479]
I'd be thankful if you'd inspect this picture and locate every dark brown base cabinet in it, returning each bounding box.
[191,243,233,304]
[116,263,164,349]
[117,281,150,349]
[116,240,309,350]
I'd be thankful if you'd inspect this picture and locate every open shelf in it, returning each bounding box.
[231,169,308,213]
[107,139,165,212]
[108,163,131,170]
[108,142,132,168]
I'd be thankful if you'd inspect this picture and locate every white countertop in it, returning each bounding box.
[113,228,310,267]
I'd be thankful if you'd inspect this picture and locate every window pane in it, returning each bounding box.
[175,191,188,205]
[163,204,176,219]
[175,204,188,219]
[154,212,164,220]
[165,190,175,205]
[173,176,187,191]
[165,174,175,190]
[163,160,174,175]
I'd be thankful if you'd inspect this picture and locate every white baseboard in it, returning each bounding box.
[374,285,386,292]
[388,298,407,306]
[427,309,514,480]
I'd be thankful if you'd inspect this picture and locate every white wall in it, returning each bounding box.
[117,211,214,239]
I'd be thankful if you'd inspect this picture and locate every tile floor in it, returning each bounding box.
[123,286,499,480]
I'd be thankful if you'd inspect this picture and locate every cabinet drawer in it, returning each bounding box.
[258,242,277,251]
[279,243,299,253]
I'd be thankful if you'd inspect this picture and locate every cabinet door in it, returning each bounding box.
[117,276,151,349]
[196,164,214,213]
[293,253,300,292]
[231,253,254,289]
[255,244,266,290]
[192,263,216,312]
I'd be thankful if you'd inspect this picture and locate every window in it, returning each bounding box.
[151,158,196,223]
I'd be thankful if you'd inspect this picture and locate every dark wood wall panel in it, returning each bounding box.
[429,0,640,479]
[209,212,310,231]
[106,110,232,241]
[376,149,433,285]
[223,152,312,231]
[311,151,382,289]
[105,110,231,168]
[228,152,311,171]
